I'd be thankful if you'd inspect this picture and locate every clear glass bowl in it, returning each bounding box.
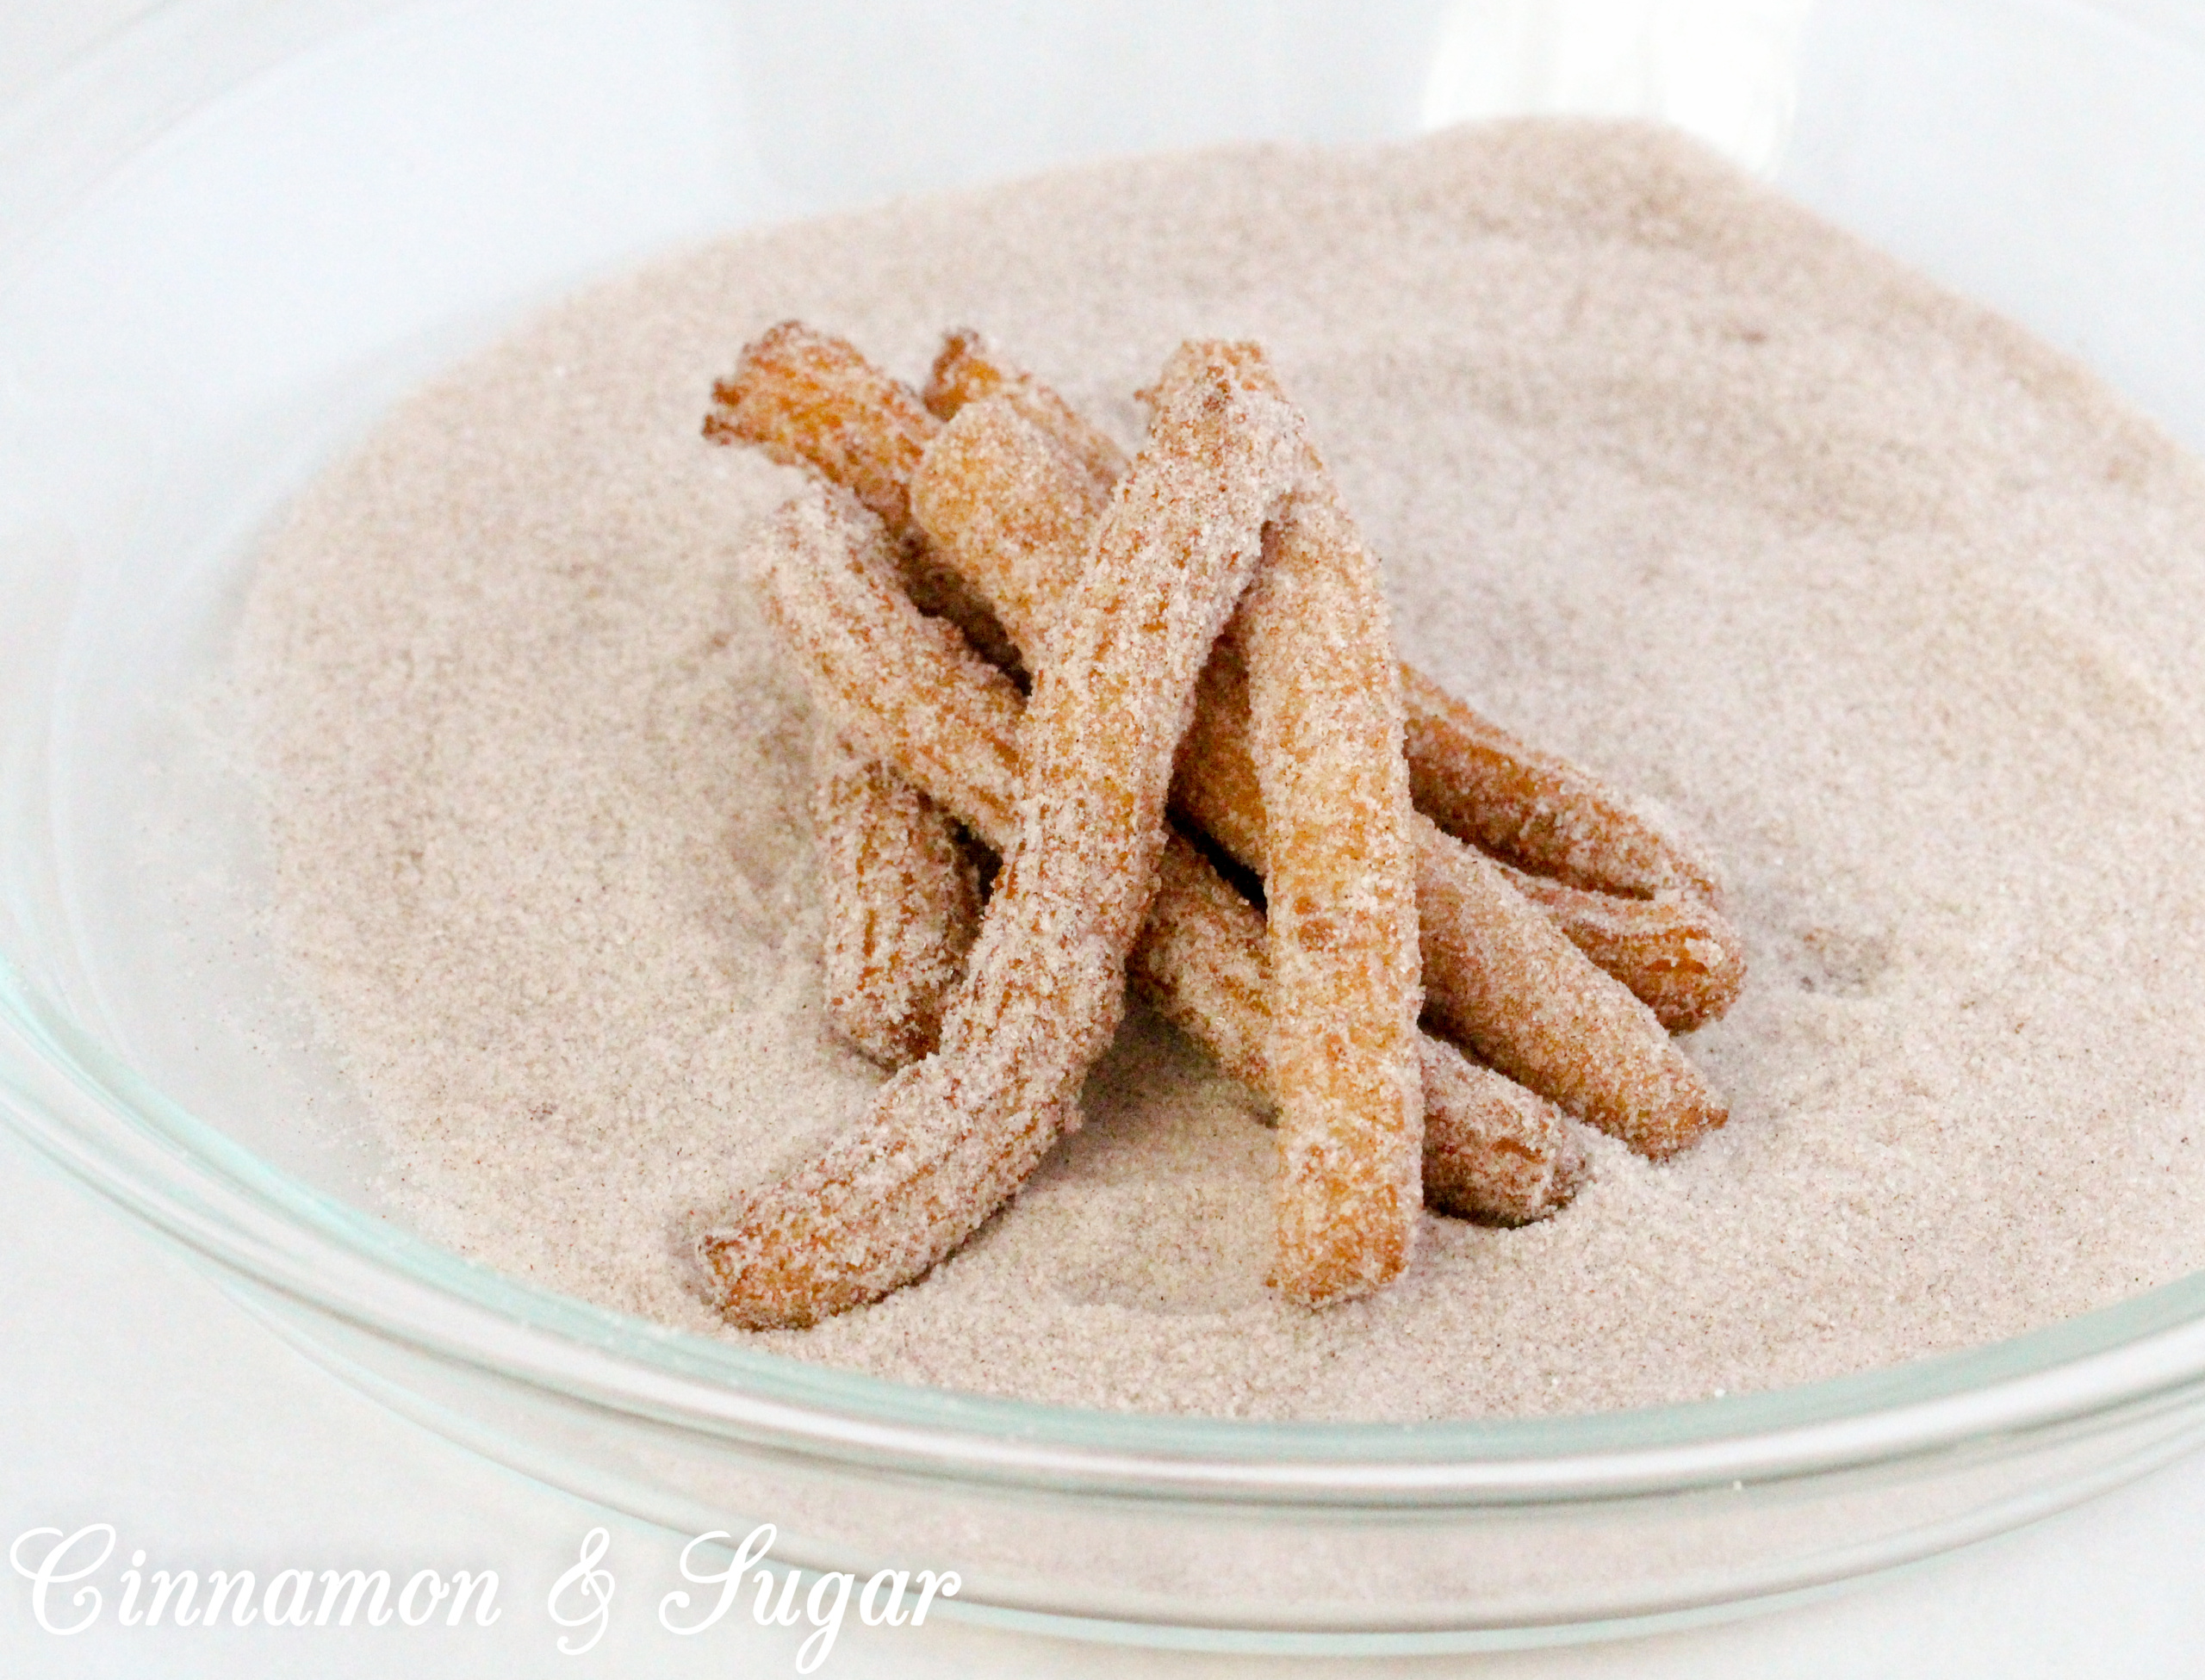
[4,0,2203,1653]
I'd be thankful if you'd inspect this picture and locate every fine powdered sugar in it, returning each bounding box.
[238,119,2205,1420]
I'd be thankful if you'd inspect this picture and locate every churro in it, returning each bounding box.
[1230,404,1425,1300]
[1398,664,1724,904]
[1496,864,1744,1032]
[1134,837,1587,1226]
[1171,568,1720,1156]
[730,322,1710,921]
[698,347,1302,1326]
[924,335,1431,1288]
[924,327,1130,489]
[1410,810,1716,1158]
[752,461,1587,1225]
[813,751,982,1067]
[898,392,1113,666]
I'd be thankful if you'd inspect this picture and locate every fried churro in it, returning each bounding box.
[1169,567,1720,1155]
[898,392,1114,666]
[753,464,1587,1226]
[698,348,1302,1326]
[923,327,1128,490]
[1496,864,1743,1032]
[813,751,982,1067]
[1225,362,1424,1302]
[1174,651,1741,1030]
[1134,837,1587,1226]
[1398,664,1724,904]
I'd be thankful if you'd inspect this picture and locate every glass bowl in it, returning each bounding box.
[3,0,2203,1653]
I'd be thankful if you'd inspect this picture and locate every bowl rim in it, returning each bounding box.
[8,0,2205,1513]
[13,960,2205,1505]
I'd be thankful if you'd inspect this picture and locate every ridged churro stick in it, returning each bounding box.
[752,470,1587,1225]
[925,331,1738,903]
[1214,344,1423,1302]
[1495,865,1739,1035]
[1397,665,1722,902]
[1248,532,1427,1279]
[698,350,1303,1326]
[923,326,1128,493]
[814,752,982,1067]
[1134,839,1586,1225]
[1135,388,1415,1294]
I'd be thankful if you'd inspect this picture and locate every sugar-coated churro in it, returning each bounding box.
[698,348,1303,1326]
[1415,1035,1593,1224]
[1411,809,1717,1158]
[753,462,1588,1224]
[923,327,1130,489]
[705,321,934,536]
[813,751,982,1067]
[904,393,1113,665]
[1398,664,1724,905]
[1174,651,1741,1031]
[1227,360,1425,1303]
[1496,863,1744,1032]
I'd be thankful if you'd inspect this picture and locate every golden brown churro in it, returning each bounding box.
[751,468,1587,1225]
[901,394,1114,666]
[1166,650,1724,1152]
[1409,811,1715,1158]
[1169,629,1742,1028]
[1496,864,1743,1032]
[923,327,1129,490]
[1229,389,1425,1302]
[812,752,982,1067]
[1134,838,1587,1225]
[698,349,1303,1326]
[1398,665,1723,904]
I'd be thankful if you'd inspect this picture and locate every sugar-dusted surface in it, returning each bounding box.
[238,119,2205,1420]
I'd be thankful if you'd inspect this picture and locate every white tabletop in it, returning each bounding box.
[5,1131,2204,1679]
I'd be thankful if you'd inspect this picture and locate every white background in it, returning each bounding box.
[7,3,2205,1675]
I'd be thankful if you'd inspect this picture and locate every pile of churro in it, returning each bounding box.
[692,323,1745,1330]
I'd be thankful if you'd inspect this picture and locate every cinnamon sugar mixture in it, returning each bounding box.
[238,120,2205,1419]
